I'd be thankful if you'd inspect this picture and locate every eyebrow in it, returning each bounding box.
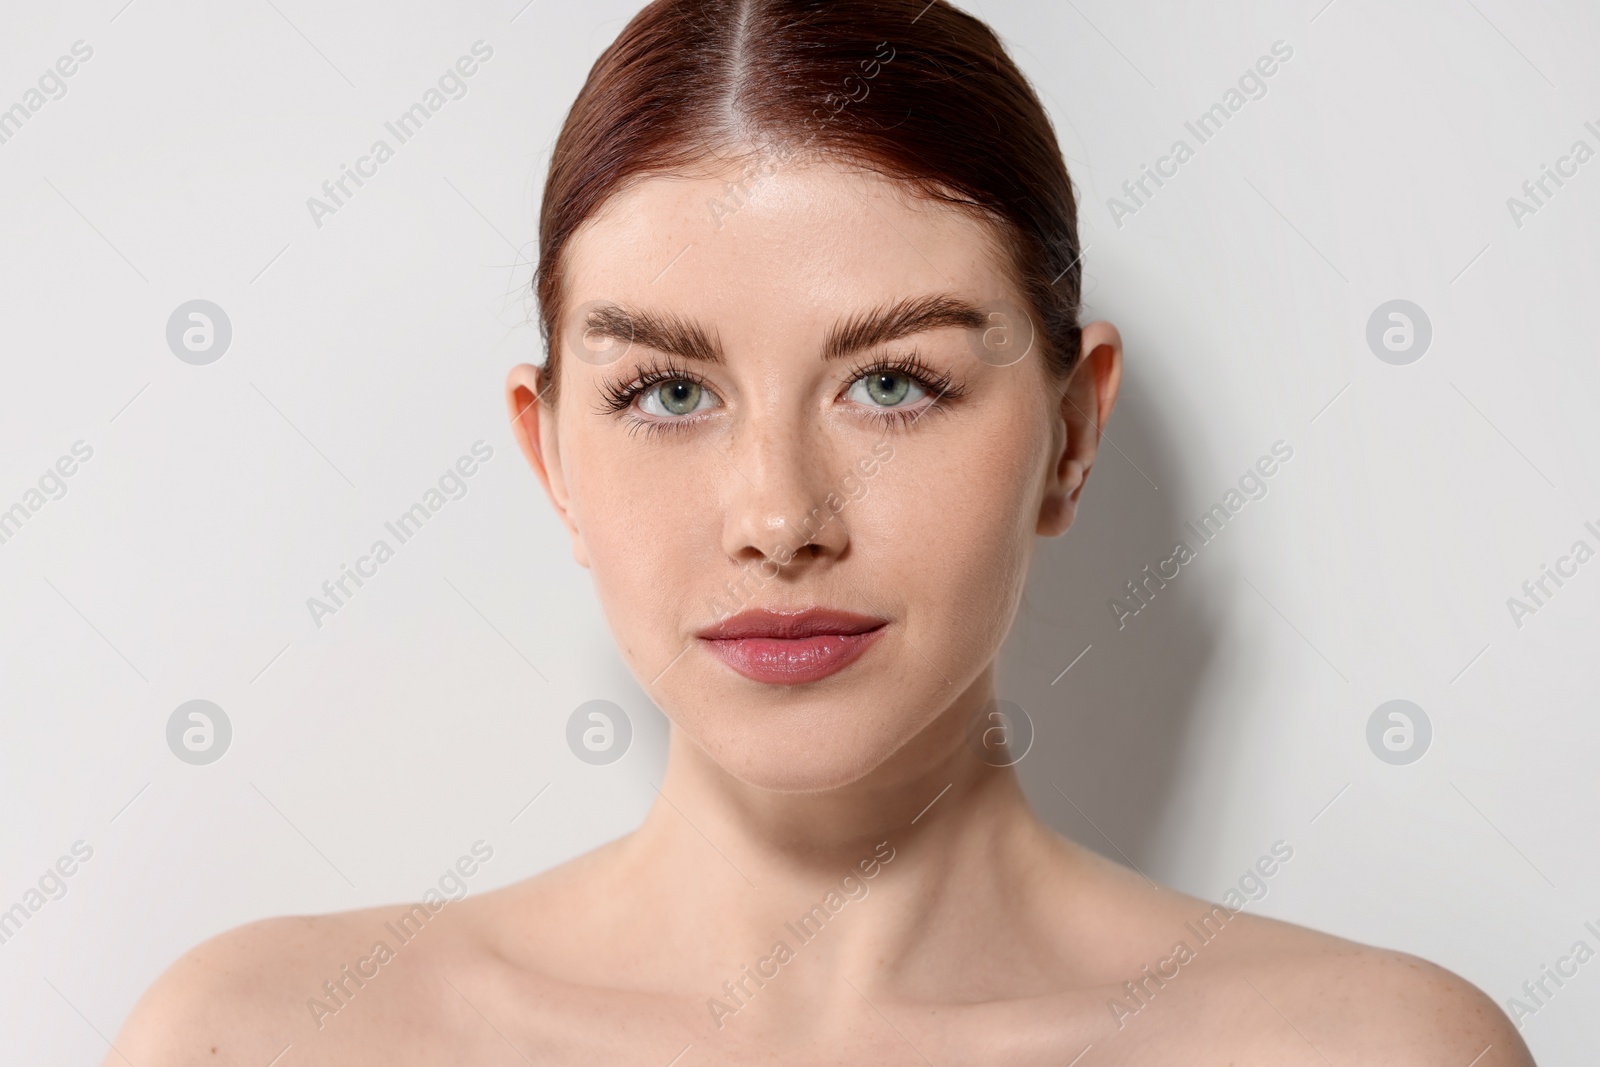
[581,293,989,365]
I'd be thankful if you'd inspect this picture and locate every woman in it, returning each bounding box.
[112,1,1530,1063]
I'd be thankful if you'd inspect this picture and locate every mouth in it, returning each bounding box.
[696,608,889,685]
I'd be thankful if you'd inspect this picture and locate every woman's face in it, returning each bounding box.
[511,158,1111,792]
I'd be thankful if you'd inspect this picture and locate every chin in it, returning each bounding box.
[673,687,928,793]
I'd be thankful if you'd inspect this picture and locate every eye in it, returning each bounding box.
[638,378,713,417]
[846,368,929,409]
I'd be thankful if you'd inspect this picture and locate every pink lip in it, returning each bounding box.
[697,609,888,685]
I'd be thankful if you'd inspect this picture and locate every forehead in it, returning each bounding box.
[560,160,1018,349]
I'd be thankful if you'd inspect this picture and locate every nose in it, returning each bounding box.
[718,414,851,571]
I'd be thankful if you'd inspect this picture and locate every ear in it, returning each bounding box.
[505,363,590,569]
[1037,320,1123,537]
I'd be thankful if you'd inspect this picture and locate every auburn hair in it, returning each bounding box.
[534,0,1083,404]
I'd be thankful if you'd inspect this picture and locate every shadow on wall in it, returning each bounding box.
[1005,358,1222,885]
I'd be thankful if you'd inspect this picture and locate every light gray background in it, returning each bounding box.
[2,0,1596,1062]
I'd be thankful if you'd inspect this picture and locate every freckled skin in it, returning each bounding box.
[106,162,1535,1066]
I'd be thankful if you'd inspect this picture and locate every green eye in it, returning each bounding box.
[642,379,707,417]
[848,370,926,408]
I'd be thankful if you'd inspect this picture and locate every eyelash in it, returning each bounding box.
[594,353,964,438]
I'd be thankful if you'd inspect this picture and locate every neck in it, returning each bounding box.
[614,673,1070,994]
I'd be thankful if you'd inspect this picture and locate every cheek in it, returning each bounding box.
[564,436,723,654]
[870,411,1049,652]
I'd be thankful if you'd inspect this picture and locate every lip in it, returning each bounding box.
[697,608,888,685]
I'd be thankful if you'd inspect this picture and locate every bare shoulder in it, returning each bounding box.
[106,837,635,1066]
[1207,909,1534,1066]
[107,899,486,1067]
[108,911,354,1065]
[1057,839,1533,1064]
